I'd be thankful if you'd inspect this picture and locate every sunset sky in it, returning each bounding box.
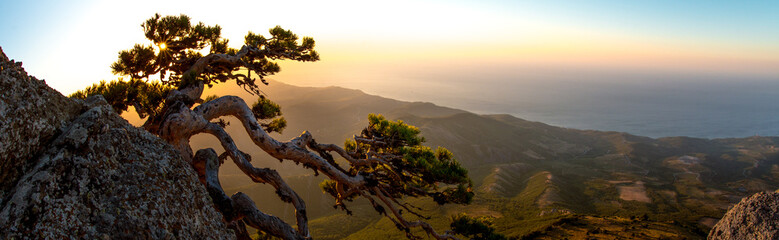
[1,0,778,99]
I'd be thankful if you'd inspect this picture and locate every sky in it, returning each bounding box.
[1,0,778,100]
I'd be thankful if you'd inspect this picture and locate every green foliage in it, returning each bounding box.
[252,97,282,119]
[112,14,225,82]
[83,13,319,128]
[251,97,286,133]
[401,146,469,185]
[366,113,425,147]
[319,180,339,200]
[326,114,473,210]
[109,13,318,96]
[432,182,473,205]
[203,94,219,103]
[69,78,172,118]
[450,214,511,240]
[264,118,287,134]
[111,44,157,80]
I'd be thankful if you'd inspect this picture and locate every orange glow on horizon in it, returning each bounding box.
[303,37,779,81]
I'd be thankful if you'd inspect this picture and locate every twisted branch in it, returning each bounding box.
[190,96,464,240]
[151,48,463,240]
[193,96,366,187]
[200,122,310,238]
[373,187,458,240]
[192,148,305,240]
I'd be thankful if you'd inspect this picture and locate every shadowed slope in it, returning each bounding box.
[189,80,779,239]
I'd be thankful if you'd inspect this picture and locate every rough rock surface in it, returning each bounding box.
[708,191,779,240]
[0,47,235,239]
[0,47,82,194]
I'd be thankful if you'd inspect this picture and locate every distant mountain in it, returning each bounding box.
[191,80,779,239]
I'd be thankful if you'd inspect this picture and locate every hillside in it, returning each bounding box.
[183,80,779,239]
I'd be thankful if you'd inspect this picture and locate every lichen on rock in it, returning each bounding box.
[0,46,82,194]
[0,46,235,239]
[708,191,779,240]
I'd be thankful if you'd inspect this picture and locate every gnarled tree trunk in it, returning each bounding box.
[148,48,459,240]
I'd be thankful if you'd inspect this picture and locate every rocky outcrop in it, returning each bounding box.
[0,48,82,194]
[0,47,235,239]
[708,191,779,240]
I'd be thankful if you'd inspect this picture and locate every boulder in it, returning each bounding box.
[708,191,779,240]
[0,47,235,239]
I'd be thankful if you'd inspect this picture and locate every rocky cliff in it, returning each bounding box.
[708,191,779,240]
[0,47,235,239]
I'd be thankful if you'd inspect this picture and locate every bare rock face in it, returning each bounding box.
[0,47,235,239]
[0,47,82,194]
[708,191,779,240]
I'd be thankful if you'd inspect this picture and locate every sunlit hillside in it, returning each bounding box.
[133,80,779,239]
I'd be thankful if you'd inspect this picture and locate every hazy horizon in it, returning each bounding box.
[2,0,778,139]
[3,3,779,238]
[318,67,779,139]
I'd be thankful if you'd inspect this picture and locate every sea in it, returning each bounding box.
[361,71,779,139]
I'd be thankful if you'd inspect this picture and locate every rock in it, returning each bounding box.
[0,47,235,239]
[0,46,82,193]
[708,191,779,240]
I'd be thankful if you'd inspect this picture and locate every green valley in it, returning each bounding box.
[185,81,779,239]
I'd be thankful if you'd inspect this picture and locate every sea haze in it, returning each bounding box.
[351,69,779,139]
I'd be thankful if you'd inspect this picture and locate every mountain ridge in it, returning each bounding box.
[3,44,775,239]
[192,80,779,239]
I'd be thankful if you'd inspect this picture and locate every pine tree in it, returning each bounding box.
[72,14,476,240]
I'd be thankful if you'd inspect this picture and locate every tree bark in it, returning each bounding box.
[193,148,306,240]
[150,49,460,240]
[193,96,366,187]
